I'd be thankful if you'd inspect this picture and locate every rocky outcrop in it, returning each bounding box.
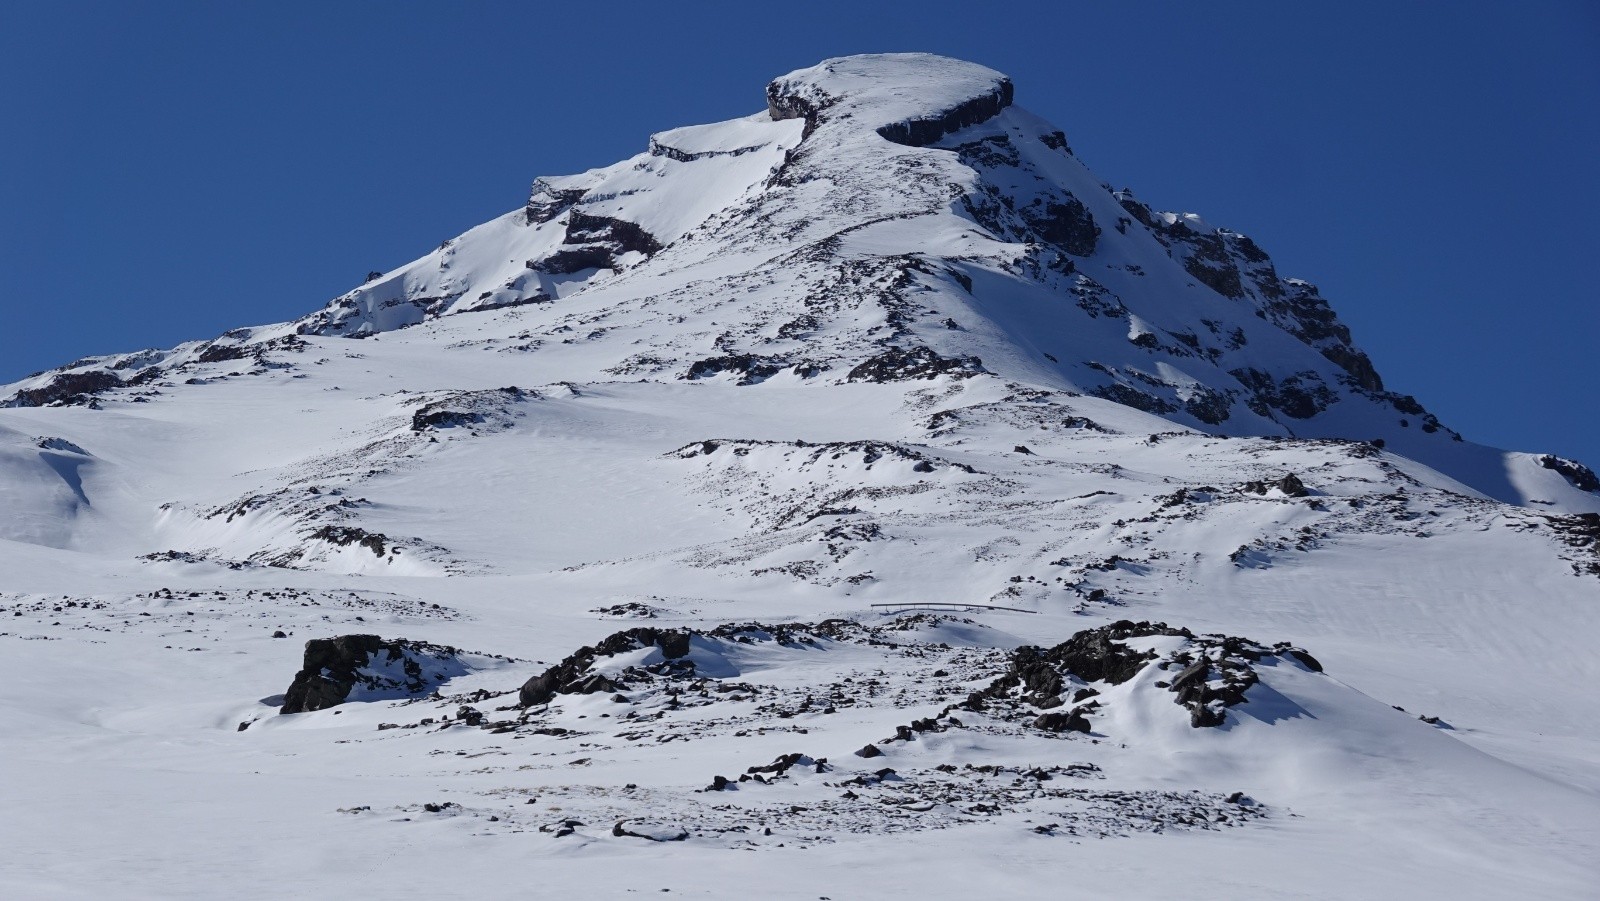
[309,525,390,557]
[1023,196,1099,257]
[765,53,1014,147]
[1545,512,1600,576]
[6,370,121,408]
[874,78,1014,147]
[1243,473,1311,497]
[409,387,530,432]
[280,635,468,714]
[1090,383,1178,416]
[1538,455,1600,493]
[684,354,788,385]
[525,178,587,225]
[1231,368,1338,420]
[519,628,693,707]
[847,346,985,382]
[532,211,663,275]
[971,621,1324,730]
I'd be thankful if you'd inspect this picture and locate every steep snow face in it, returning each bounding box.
[0,54,1597,900]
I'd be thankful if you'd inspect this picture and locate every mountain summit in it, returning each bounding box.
[1,54,1596,898]
[11,54,1594,514]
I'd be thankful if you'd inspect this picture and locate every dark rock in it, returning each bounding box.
[854,744,884,759]
[1243,473,1310,497]
[612,821,689,841]
[518,627,693,707]
[411,408,484,432]
[7,370,121,408]
[1168,660,1211,706]
[846,346,984,383]
[196,343,252,364]
[684,354,786,385]
[1537,455,1600,493]
[1181,233,1244,299]
[1033,710,1090,733]
[1023,196,1099,257]
[280,635,464,714]
[748,753,809,776]
[1039,622,1184,686]
[309,525,389,558]
[1285,649,1323,672]
[532,211,662,275]
[1183,387,1233,425]
[1231,367,1338,420]
[976,621,1324,730]
[874,78,1014,147]
[524,178,587,224]
[1090,383,1178,416]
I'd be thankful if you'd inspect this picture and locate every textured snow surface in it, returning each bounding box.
[1,53,1596,899]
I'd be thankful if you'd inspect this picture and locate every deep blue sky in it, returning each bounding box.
[2,2,1596,462]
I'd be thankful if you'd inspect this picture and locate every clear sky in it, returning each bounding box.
[2,2,1596,463]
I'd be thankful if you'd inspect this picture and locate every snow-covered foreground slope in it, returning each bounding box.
[1,54,1596,899]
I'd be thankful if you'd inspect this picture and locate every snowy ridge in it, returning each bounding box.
[0,53,1596,899]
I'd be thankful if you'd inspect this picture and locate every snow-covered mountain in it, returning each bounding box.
[2,54,1596,899]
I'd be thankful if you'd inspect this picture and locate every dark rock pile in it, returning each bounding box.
[408,386,531,434]
[846,346,985,382]
[968,621,1323,730]
[1242,473,1310,497]
[519,628,694,707]
[308,525,391,557]
[684,354,789,385]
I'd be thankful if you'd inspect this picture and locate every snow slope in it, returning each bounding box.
[0,53,1595,899]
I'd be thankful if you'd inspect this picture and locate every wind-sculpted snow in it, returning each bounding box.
[0,53,1597,899]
